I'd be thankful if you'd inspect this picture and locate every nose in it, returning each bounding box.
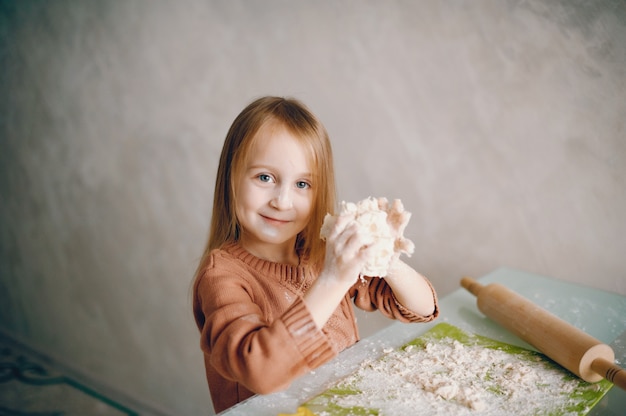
[271,185,293,210]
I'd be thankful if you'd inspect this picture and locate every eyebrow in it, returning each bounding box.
[247,164,312,178]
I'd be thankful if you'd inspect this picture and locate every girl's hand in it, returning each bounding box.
[319,213,374,287]
[305,212,375,330]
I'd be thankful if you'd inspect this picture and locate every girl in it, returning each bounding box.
[192,96,438,413]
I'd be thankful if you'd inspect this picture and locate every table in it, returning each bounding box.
[220,268,626,415]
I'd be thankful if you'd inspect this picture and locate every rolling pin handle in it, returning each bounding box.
[460,276,483,297]
[591,357,626,391]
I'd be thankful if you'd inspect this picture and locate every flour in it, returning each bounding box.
[320,197,414,277]
[313,336,603,416]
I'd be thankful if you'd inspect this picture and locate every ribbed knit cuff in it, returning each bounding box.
[282,300,336,368]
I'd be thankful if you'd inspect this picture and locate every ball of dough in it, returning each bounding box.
[320,197,415,276]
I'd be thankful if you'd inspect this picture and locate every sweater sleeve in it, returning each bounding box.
[193,260,336,395]
[348,275,439,323]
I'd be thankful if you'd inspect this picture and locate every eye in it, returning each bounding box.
[296,181,311,189]
[257,174,274,183]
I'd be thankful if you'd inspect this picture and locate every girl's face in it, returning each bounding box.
[235,121,314,264]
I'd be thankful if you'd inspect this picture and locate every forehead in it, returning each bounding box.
[247,121,315,170]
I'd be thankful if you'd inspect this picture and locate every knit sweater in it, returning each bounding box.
[192,243,438,413]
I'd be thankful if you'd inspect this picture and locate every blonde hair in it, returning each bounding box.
[194,96,336,279]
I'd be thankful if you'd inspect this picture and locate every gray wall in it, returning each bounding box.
[1,1,624,414]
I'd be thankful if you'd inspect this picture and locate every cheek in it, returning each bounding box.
[233,189,253,223]
[236,182,260,211]
[296,193,314,218]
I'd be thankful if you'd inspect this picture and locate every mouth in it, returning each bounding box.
[260,215,291,225]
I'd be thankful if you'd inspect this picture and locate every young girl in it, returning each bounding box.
[192,96,438,413]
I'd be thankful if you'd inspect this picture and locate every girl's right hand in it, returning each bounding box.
[305,213,375,330]
[319,213,374,288]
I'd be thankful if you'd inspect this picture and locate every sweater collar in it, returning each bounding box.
[223,242,313,290]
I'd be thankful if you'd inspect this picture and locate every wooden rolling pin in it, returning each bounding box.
[461,277,626,390]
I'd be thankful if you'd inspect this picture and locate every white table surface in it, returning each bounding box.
[219,267,626,415]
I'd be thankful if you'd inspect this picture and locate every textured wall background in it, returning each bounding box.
[1,1,625,414]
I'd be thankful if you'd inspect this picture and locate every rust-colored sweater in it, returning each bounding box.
[193,243,438,413]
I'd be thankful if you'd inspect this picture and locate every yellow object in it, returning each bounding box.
[277,406,316,416]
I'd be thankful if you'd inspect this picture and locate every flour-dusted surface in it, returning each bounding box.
[304,324,612,416]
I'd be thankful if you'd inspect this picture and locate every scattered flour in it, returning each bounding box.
[312,337,601,416]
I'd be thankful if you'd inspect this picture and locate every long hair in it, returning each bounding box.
[194,96,336,281]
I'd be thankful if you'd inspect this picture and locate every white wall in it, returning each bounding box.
[1,1,624,414]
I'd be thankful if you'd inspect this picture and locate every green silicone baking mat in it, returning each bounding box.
[300,323,613,416]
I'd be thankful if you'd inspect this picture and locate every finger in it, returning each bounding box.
[327,213,356,241]
[377,197,389,211]
[341,226,374,260]
[394,211,411,235]
[356,242,378,267]
[333,221,361,255]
